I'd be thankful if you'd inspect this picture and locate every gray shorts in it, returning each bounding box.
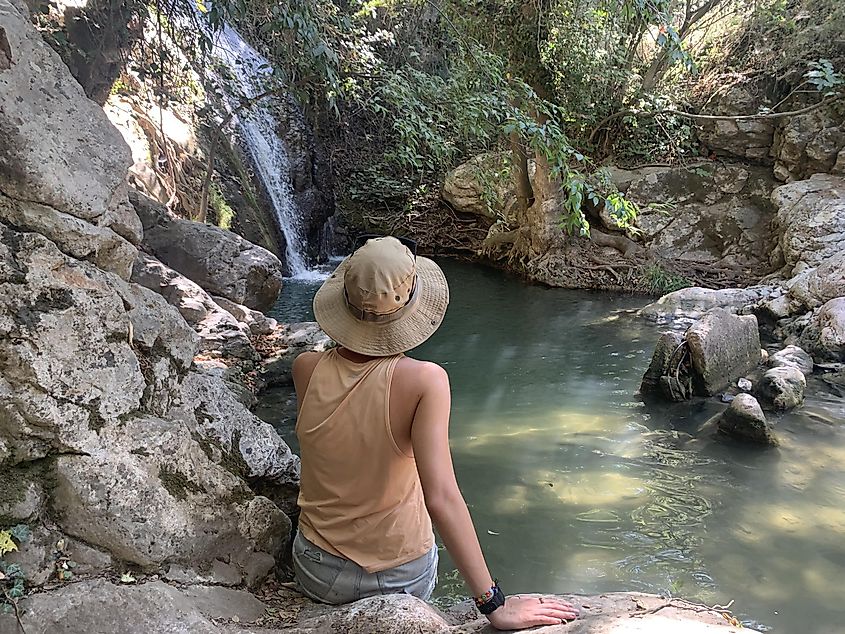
[292,530,438,605]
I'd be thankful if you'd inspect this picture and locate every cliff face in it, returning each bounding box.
[0,0,299,590]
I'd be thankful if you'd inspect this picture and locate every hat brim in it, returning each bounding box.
[313,256,449,356]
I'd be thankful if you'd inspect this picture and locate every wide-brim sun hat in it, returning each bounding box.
[313,236,449,356]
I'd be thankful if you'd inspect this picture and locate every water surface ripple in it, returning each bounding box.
[260,260,845,634]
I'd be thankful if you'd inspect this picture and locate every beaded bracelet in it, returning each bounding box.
[474,584,497,607]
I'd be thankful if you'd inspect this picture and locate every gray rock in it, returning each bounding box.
[132,191,283,311]
[768,345,814,375]
[697,81,776,160]
[640,331,685,397]
[49,414,261,569]
[176,370,300,511]
[131,253,257,360]
[0,471,44,523]
[0,0,140,278]
[640,286,774,326]
[213,295,277,335]
[787,251,845,310]
[180,585,268,622]
[717,393,777,445]
[238,495,290,555]
[685,309,762,396]
[441,152,532,221]
[800,297,845,362]
[0,582,758,634]
[758,366,806,410]
[773,109,845,181]
[5,579,220,634]
[771,174,845,275]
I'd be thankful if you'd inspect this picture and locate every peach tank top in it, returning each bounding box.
[295,349,433,573]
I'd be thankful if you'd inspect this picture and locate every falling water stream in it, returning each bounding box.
[209,24,310,276]
[259,259,845,634]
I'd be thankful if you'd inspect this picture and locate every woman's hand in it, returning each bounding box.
[486,595,579,630]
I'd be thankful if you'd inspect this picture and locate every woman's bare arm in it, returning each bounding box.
[411,363,579,629]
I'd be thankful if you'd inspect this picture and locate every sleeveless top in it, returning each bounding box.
[295,349,433,573]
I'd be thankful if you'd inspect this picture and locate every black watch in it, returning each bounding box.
[477,583,506,615]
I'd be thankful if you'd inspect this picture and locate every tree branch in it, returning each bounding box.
[588,93,843,144]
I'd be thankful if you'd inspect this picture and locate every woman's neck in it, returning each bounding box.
[336,347,379,363]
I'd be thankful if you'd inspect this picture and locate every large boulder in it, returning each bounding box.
[441,153,528,221]
[0,0,140,279]
[697,80,776,161]
[639,286,776,326]
[685,309,762,396]
[0,224,188,462]
[50,415,262,569]
[771,174,845,275]
[640,331,688,400]
[132,190,284,311]
[717,393,778,446]
[2,583,756,634]
[786,251,845,310]
[757,365,806,410]
[800,297,845,362]
[623,164,778,269]
[131,253,258,360]
[175,369,301,514]
[772,108,845,182]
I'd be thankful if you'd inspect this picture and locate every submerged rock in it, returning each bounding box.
[758,365,806,410]
[717,393,778,446]
[685,309,762,396]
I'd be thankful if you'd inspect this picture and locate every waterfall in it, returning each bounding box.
[209,24,310,276]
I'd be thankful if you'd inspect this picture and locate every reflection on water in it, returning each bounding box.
[259,260,845,634]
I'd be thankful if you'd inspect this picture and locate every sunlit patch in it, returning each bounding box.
[549,471,648,506]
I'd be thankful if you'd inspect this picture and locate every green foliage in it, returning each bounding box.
[806,59,844,93]
[641,264,692,294]
[209,183,235,230]
[1,525,30,612]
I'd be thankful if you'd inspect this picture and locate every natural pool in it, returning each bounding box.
[261,259,845,633]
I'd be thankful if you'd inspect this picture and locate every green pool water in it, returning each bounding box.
[260,259,845,633]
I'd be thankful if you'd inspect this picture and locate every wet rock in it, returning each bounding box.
[717,393,777,445]
[640,286,775,326]
[771,174,845,275]
[640,331,685,397]
[800,297,845,362]
[131,253,257,360]
[758,365,806,410]
[768,345,814,376]
[685,309,762,396]
[131,190,284,311]
[0,0,140,278]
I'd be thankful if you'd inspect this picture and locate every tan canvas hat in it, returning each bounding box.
[313,237,449,356]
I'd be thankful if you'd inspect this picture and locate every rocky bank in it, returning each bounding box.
[0,0,761,631]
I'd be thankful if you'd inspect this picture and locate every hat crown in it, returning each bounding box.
[344,237,416,317]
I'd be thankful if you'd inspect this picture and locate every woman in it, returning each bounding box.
[291,236,579,629]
